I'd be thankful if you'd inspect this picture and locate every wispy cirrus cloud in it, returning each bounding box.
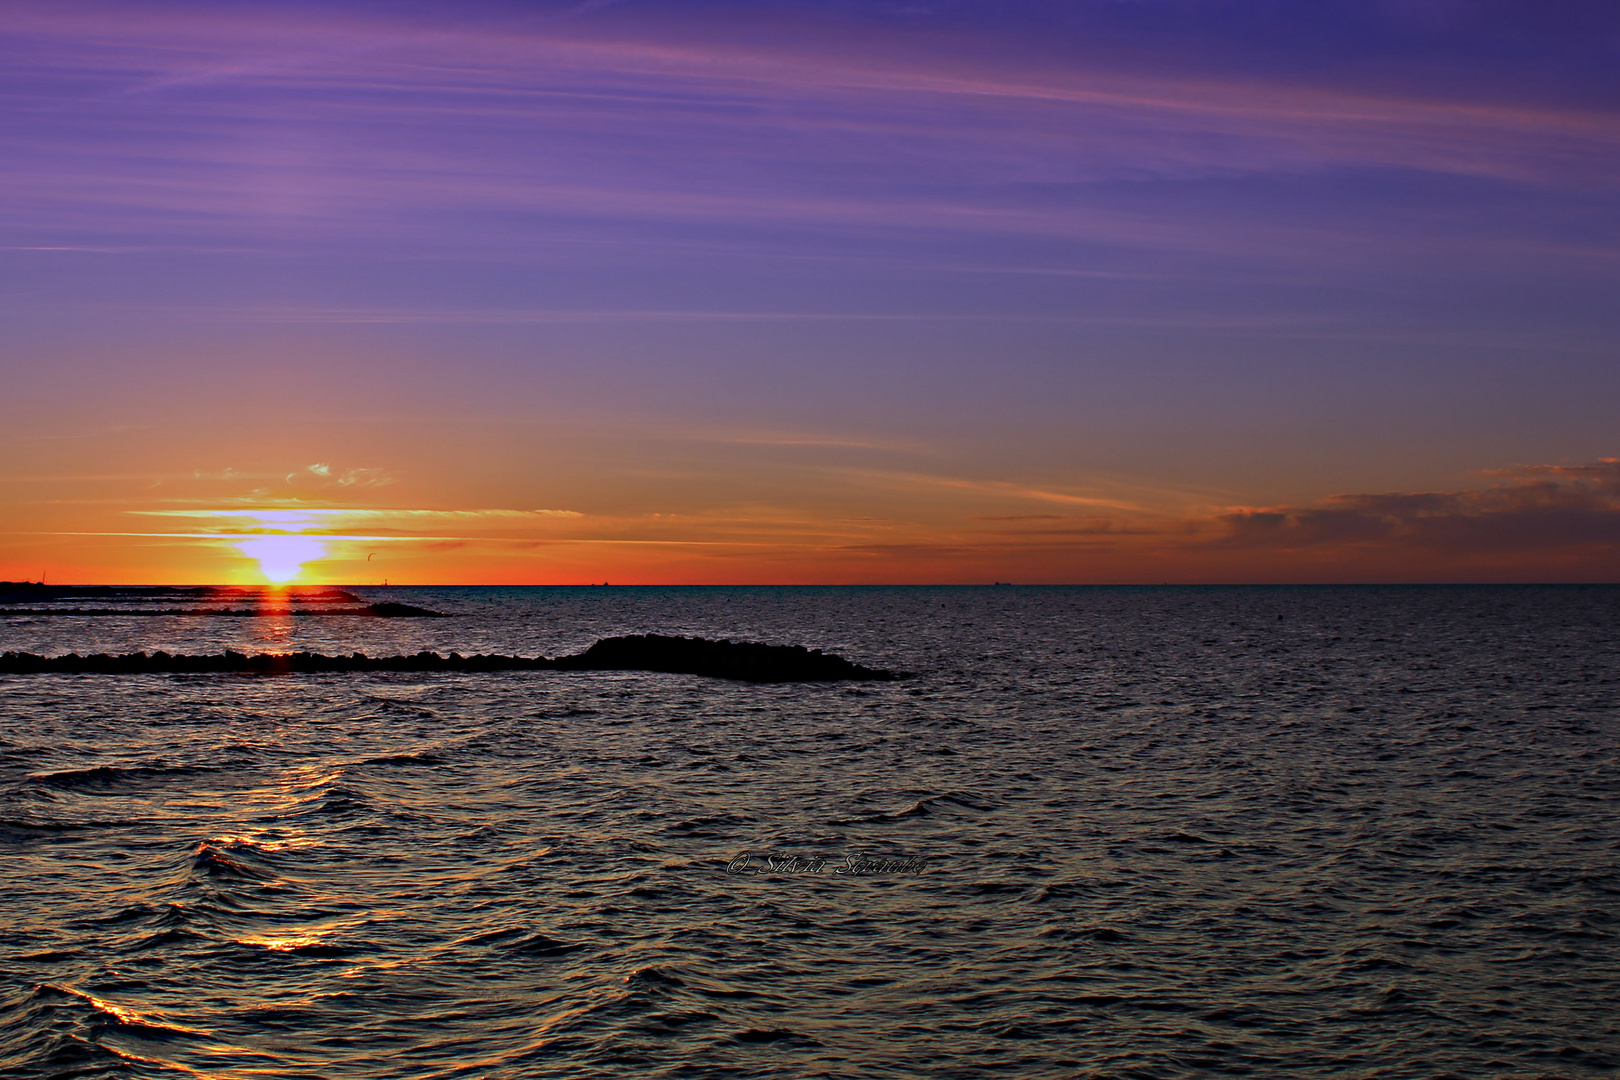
[300,463,392,488]
[130,507,584,535]
[4,2,1617,267]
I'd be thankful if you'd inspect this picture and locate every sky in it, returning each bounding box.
[2,0,1618,584]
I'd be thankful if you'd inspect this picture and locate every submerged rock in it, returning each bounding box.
[353,602,447,617]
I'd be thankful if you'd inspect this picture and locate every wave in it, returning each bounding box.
[452,926,591,957]
[189,840,282,883]
[624,965,686,988]
[0,983,294,1077]
[664,812,757,835]
[0,815,139,836]
[829,789,998,825]
[232,935,355,958]
[359,751,446,766]
[262,782,372,820]
[734,1027,819,1044]
[0,991,138,1078]
[509,932,589,957]
[2,983,199,1058]
[29,764,217,794]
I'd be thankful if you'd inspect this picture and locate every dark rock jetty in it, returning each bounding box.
[0,634,900,682]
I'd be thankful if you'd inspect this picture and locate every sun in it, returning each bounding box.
[235,535,327,584]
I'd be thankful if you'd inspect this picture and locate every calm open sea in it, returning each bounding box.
[2,585,1617,1079]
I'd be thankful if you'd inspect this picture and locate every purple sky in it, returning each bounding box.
[3,1,1618,582]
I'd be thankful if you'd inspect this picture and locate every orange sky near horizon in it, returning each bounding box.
[6,452,1618,586]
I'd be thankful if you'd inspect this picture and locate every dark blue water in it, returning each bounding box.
[3,586,1617,1078]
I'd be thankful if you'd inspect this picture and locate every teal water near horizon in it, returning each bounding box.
[3,585,1618,1078]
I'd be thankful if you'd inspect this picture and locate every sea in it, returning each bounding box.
[2,585,1616,1079]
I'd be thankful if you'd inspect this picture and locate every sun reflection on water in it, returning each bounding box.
[235,933,329,952]
[251,586,296,646]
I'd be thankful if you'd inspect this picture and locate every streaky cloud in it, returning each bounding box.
[1215,459,1620,555]
[5,2,1617,267]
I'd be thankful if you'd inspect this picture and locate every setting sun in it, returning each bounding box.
[235,535,327,584]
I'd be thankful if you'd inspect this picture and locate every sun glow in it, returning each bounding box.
[235,535,327,583]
